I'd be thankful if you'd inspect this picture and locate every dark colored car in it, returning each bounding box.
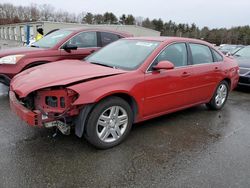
[218,44,244,55]
[0,28,132,86]
[10,37,239,149]
[233,46,250,86]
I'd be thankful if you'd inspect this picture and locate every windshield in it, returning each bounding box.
[234,46,250,58]
[219,45,237,51]
[86,39,160,70]
[32,30,73,48]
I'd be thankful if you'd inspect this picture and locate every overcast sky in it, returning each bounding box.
[1,0,250,28]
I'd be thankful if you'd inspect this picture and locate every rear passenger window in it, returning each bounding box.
[100,32,120,47]
[154,43,188,67]
[190,43,213,65]
[212,49,223,62]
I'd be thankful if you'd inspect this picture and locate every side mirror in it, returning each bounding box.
[63,44,78,51]
[153,61,174,71]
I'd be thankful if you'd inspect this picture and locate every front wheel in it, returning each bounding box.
[206,81,229,110]
[84,97,133,149]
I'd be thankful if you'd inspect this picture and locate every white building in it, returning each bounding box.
[0,21,160,43]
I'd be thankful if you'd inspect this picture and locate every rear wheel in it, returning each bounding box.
[206,81,229,110]
[84,97,133,149]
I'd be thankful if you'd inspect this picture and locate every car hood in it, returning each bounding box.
[235,57,250,68]
[11,60,128,98]
[0,47,46,57]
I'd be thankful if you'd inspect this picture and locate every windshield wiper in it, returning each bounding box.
[234,54,241,57]
[90,62,117,69]
[30,44,39,48]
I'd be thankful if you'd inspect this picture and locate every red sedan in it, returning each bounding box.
[10,37,239,149]
[0,28,132,86]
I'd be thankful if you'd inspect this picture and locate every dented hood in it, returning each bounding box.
[11,60,127,97]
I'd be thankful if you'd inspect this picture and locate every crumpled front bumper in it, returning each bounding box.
[9,91,42,126]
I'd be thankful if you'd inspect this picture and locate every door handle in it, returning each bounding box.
[181,72,191,77]
[214,67,220,72]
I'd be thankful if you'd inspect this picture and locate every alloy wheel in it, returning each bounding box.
[215,83,228,107]
[96,106,128,143]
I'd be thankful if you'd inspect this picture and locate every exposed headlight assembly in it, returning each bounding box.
[0,55,25,65]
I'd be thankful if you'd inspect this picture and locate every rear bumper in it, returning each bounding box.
[9,91,42,126]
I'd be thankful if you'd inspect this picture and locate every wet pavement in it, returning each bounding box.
[0,88,250,187]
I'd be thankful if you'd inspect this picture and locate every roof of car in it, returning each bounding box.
[61,27,132,37]
[124,36,214,46]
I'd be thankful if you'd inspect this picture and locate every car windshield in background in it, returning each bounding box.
[86,40,160,70]
[219,45,237,51]
[31,30,73,48]
[234,46,250,58]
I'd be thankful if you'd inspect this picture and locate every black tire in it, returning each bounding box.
[0,76,10,87]
[84,97,133,149]
[206,80,229,110]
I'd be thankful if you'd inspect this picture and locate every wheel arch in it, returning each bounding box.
[21,61,50,71]
[96,92,139,123]
[74,92,139,138]
[222,78,231,90]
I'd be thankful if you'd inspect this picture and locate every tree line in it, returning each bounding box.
[1,3,250,45]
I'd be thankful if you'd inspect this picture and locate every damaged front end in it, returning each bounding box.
[10,87,80,135]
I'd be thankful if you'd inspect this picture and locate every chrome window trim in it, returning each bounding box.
[146,42,218,74]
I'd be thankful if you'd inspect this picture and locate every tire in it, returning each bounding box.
[84,97,133,149]
[0,75,10,87]
[206,80,229,110]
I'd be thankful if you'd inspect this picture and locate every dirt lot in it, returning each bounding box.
[0,87,250,187]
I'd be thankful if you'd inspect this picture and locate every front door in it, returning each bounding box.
[143,43,195,117]
[60,31,100,60]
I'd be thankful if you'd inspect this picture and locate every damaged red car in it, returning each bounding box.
[10,37,239,149]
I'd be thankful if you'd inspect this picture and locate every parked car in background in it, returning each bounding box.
[10,37,239,149]
[0,28,132,86]
[218,44,244,55]
[233,46,250,86]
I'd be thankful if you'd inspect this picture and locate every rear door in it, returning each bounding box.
[60,31,100,60]
[186,43,224,103]
[98,32,122,47]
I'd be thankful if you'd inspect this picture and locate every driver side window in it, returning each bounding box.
[153,43,188,68]
[67,32,97,48]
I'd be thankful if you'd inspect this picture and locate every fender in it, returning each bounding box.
[18,56,60,73]
[74,104,94,138]
[68,72,145,121]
